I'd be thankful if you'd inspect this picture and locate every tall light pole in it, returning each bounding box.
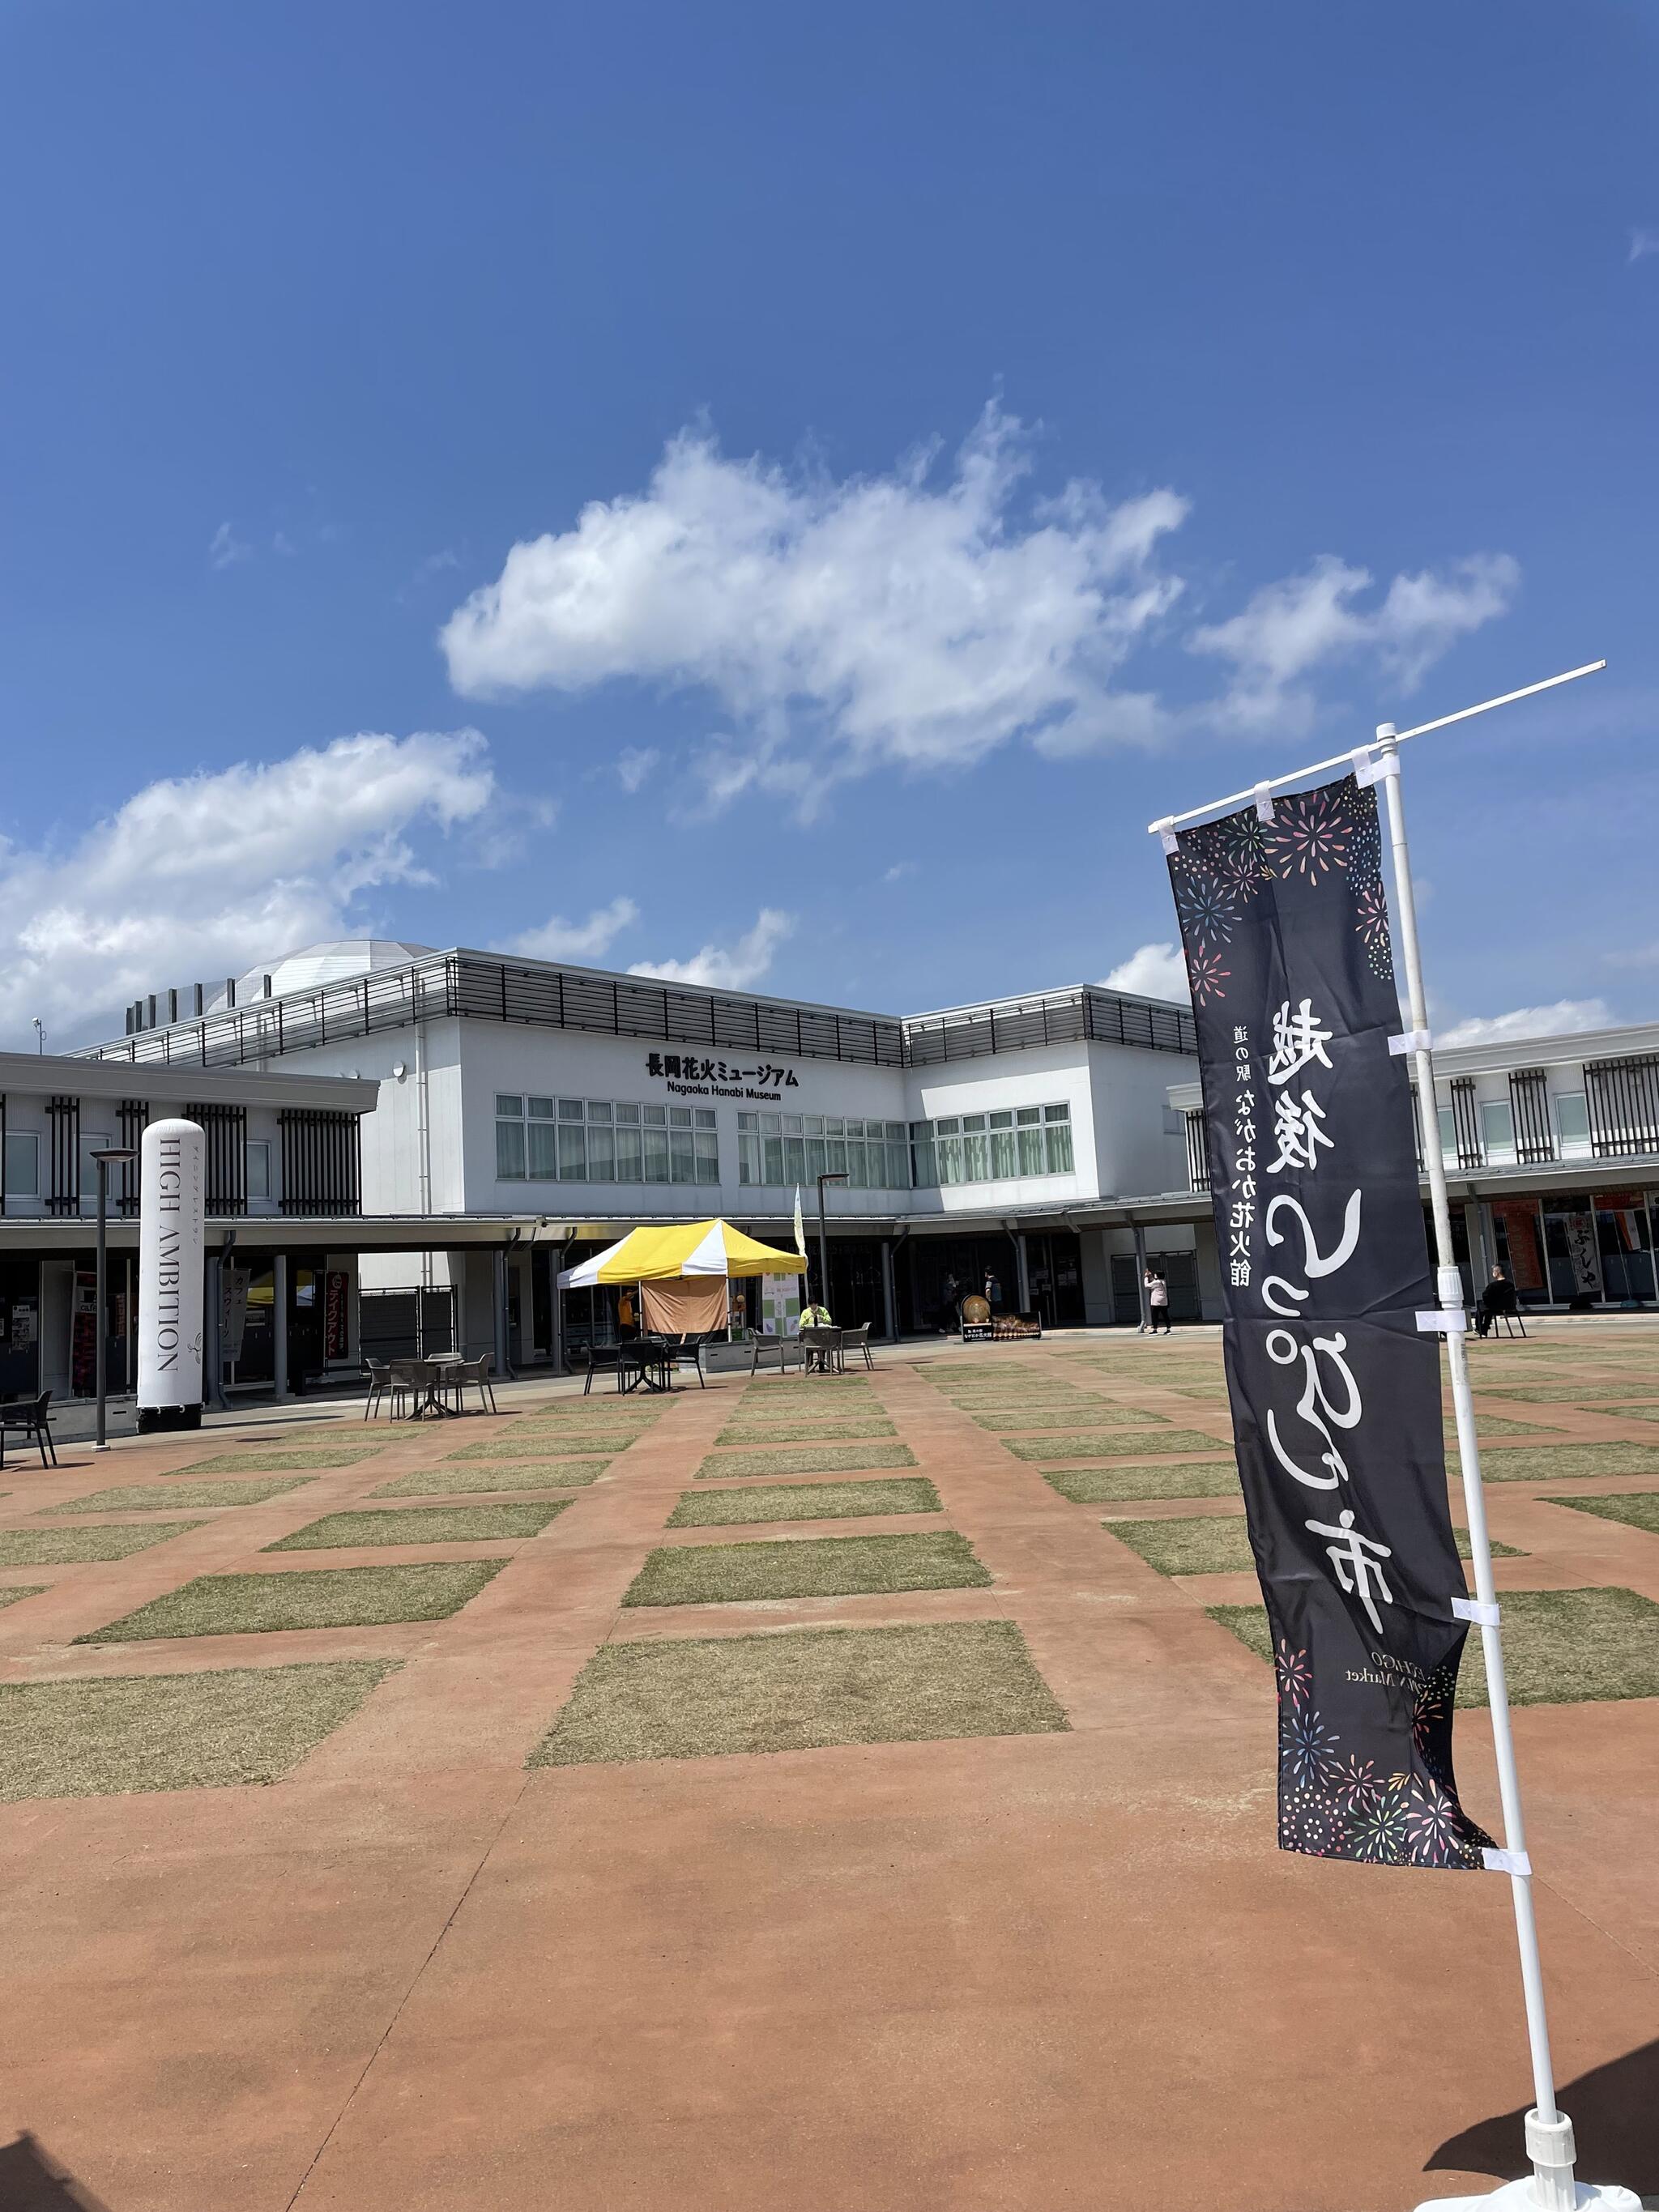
[91,1146,136,1452]
[815,1170,847,1311]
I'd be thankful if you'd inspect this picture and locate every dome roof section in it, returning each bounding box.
[207,939,437,1009]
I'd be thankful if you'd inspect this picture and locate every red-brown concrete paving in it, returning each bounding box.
[2,1324,1657,2210]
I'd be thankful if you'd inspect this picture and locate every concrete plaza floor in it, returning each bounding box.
[1,1323,1656,2210]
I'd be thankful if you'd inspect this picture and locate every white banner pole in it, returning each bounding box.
[1375,726,1636,2212]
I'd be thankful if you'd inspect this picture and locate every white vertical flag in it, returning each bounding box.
[793,1187,806,1256]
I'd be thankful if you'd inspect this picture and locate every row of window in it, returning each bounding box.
[912,1104,1073,1187]
[0,1132,272,1203]
[1435,1092,1590,1170]
[737,1115,912,1190]
[494,1096,720,1185]
[731,1102,1077,1189]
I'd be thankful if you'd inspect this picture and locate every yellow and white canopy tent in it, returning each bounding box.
[557,1219,807,1334]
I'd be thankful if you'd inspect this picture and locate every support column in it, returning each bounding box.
[1013,1231,1031,1316]
[1132,1221,1149,1331]
[272,1253,289,1400]
[550,1245,567,1377]
[1465,1198,1492,1293]
[880,1239,898,1343]
[493,1247,511,1381]
[204,1255,226,1412]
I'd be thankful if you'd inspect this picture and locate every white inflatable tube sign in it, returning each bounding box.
[138,1118,205,1430]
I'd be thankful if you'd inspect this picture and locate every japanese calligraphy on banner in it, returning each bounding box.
[1168,773,1491,1870]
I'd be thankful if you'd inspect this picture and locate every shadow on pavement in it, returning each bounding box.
[0,2134,113,2210]
[1426,2039,1659,2195]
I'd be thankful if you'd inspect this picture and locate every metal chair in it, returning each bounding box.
[799,1325,844,1375]
[748,1334,801,1376]
[448,1353,497,1414]
[362,1359,404,1421]
[0,1390,58,1469]
[840,1322,874,1370]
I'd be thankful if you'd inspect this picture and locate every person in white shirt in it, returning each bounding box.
[1143,1268,1171,1334]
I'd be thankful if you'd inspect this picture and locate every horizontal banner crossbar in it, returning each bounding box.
[1146,661,1605,837]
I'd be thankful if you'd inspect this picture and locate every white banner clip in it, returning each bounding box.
[1417,1309,1468,1333]
[1388,1028,1432,1056]
[1482,1847,1533,1879]
[1353,748,1400,787]
[1452,1596,1500,1627]
[1150,816,1179,855]
[1253,782,1276,823]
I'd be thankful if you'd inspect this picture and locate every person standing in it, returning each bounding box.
[1145,1268,1171,1334]
[617,1288,638,1341]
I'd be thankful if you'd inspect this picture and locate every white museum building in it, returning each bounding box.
[0,936,1653,1401]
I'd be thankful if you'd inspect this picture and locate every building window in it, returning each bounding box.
[739,1112,910,1189]
[1478,1099,1516,1167]
[1555,1092,1591,1161]
[3,1130,41,1199]
[246,1139,271,1200]
[902,1102,1073,1187]
[497,1099,527,1180]
[497,1093,719,1185]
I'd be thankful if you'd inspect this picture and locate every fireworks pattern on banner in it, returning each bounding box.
[1168,774,1395,1002]
[1271,1639,1488,1869]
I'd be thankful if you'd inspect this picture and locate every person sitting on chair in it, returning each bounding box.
[800,1297,834,1370]
[1474,1266,1512,1337]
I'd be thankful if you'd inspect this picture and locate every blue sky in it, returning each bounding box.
[2,0,1655,1049]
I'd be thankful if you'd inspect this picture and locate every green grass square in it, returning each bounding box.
[75,1559,506,1644]
[1475,1443,1659,1481]
[1444,1417,1555,1439]
[177,1447,384,1474]
[0,1521,208,1567]
[39,1477,316,1515]
[370,1457,610,1497]
[622,1529,989,1607]
[0,1584,48,1611]
[1207,1588,1659,1704]
[531,1618,1067,1765]
[1540,1490,1659,1537]
[0,1660,397,1800]
[1104,1514,1523,1576]
[715,1417,898,1444]
[1045,1460,1240,1502]
[446,1433,633,1461]
[1596,1403,1659,1422]
[1478,1384,1656,1404]
[262,1502,570,1551]
[667,1477,941,1528]
[696,1442,918,1480]
[1003,1427,1224,1462]
[970,1406,1165,1432]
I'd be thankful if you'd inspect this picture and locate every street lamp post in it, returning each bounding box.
[815,1170,848,1313]
[91,1147,137,1452]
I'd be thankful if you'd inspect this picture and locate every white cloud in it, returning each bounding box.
[510,897,639,962]
[0,731,493,1046]
[1188,552,1520,732]
[439,402,1523,803]
[1102,941,1191,1002]
[1629,228,1659,263]
[272,531,297,558]
[883,860,916,882]
[208,521,252,570]
[616,746,660,795]
[1436,998,1613,1050]
[441,403,1188,799]
[629,908,794,991]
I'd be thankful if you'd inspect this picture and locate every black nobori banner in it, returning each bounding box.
[1169,773,1491,1870]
